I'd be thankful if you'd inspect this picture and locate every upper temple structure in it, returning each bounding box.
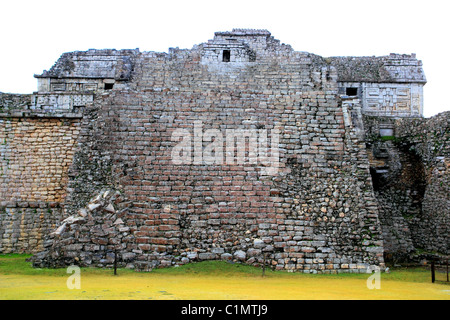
[1,29,448,272]
[33,29,426,118]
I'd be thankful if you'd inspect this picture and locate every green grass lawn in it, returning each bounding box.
[0,253,449,300]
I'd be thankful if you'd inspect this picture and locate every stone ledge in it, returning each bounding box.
[0,201,63,209]
[0,111,83,119]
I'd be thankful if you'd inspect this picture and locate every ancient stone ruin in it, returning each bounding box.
[0,29,448,272]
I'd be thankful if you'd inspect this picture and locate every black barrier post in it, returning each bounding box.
[447,259,449,282]
[431,260,435,283]
[114,249,118,276]
[262,253,266,277]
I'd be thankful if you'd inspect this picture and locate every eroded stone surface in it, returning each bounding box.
[1,29,447,272]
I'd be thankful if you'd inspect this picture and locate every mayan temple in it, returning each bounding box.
[0,29,448,272]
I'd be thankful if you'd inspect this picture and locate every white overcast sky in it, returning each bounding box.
[1,0,448,117]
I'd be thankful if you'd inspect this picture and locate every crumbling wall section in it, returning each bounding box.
[32,39,385,273]
[363,112,449,261]
[395,113,449,257]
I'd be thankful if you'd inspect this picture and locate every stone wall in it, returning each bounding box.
[0,93,31,110]
[0,117,80,203]
[0,205,63,254]
[31,31,385,273]
[363,112,449,261]
[338,82,424,117]
[330,53,426,117]
[35,49,139,92]
[5,29,445,272]
[0,93,81,253]
[395,113,449,258]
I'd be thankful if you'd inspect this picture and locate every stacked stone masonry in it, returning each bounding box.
[330,54,426,117]
[0,29,447,271]
[364,113,449,262]
[0,108,80,253]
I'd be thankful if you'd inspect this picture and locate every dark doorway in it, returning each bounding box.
[222,50,231,62]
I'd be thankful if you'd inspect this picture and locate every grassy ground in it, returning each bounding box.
[0,254,449,300]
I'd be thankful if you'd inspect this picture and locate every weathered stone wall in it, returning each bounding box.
[364,112,449,261]
[0,117,80,203]
[395,113,449,258]
[36,49,139,92]
[338,82,424,117]
[330,53,426,117]
[30,93,93,115]
[0,205,63,253]
[0,93,81,253]
[5,29,444,272]
[32,33,385,273]
[0,93,31,111]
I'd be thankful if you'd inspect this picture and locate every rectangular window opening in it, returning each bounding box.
[222,50,231,62]
[105,83,114,90]
[346,87,358,96]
